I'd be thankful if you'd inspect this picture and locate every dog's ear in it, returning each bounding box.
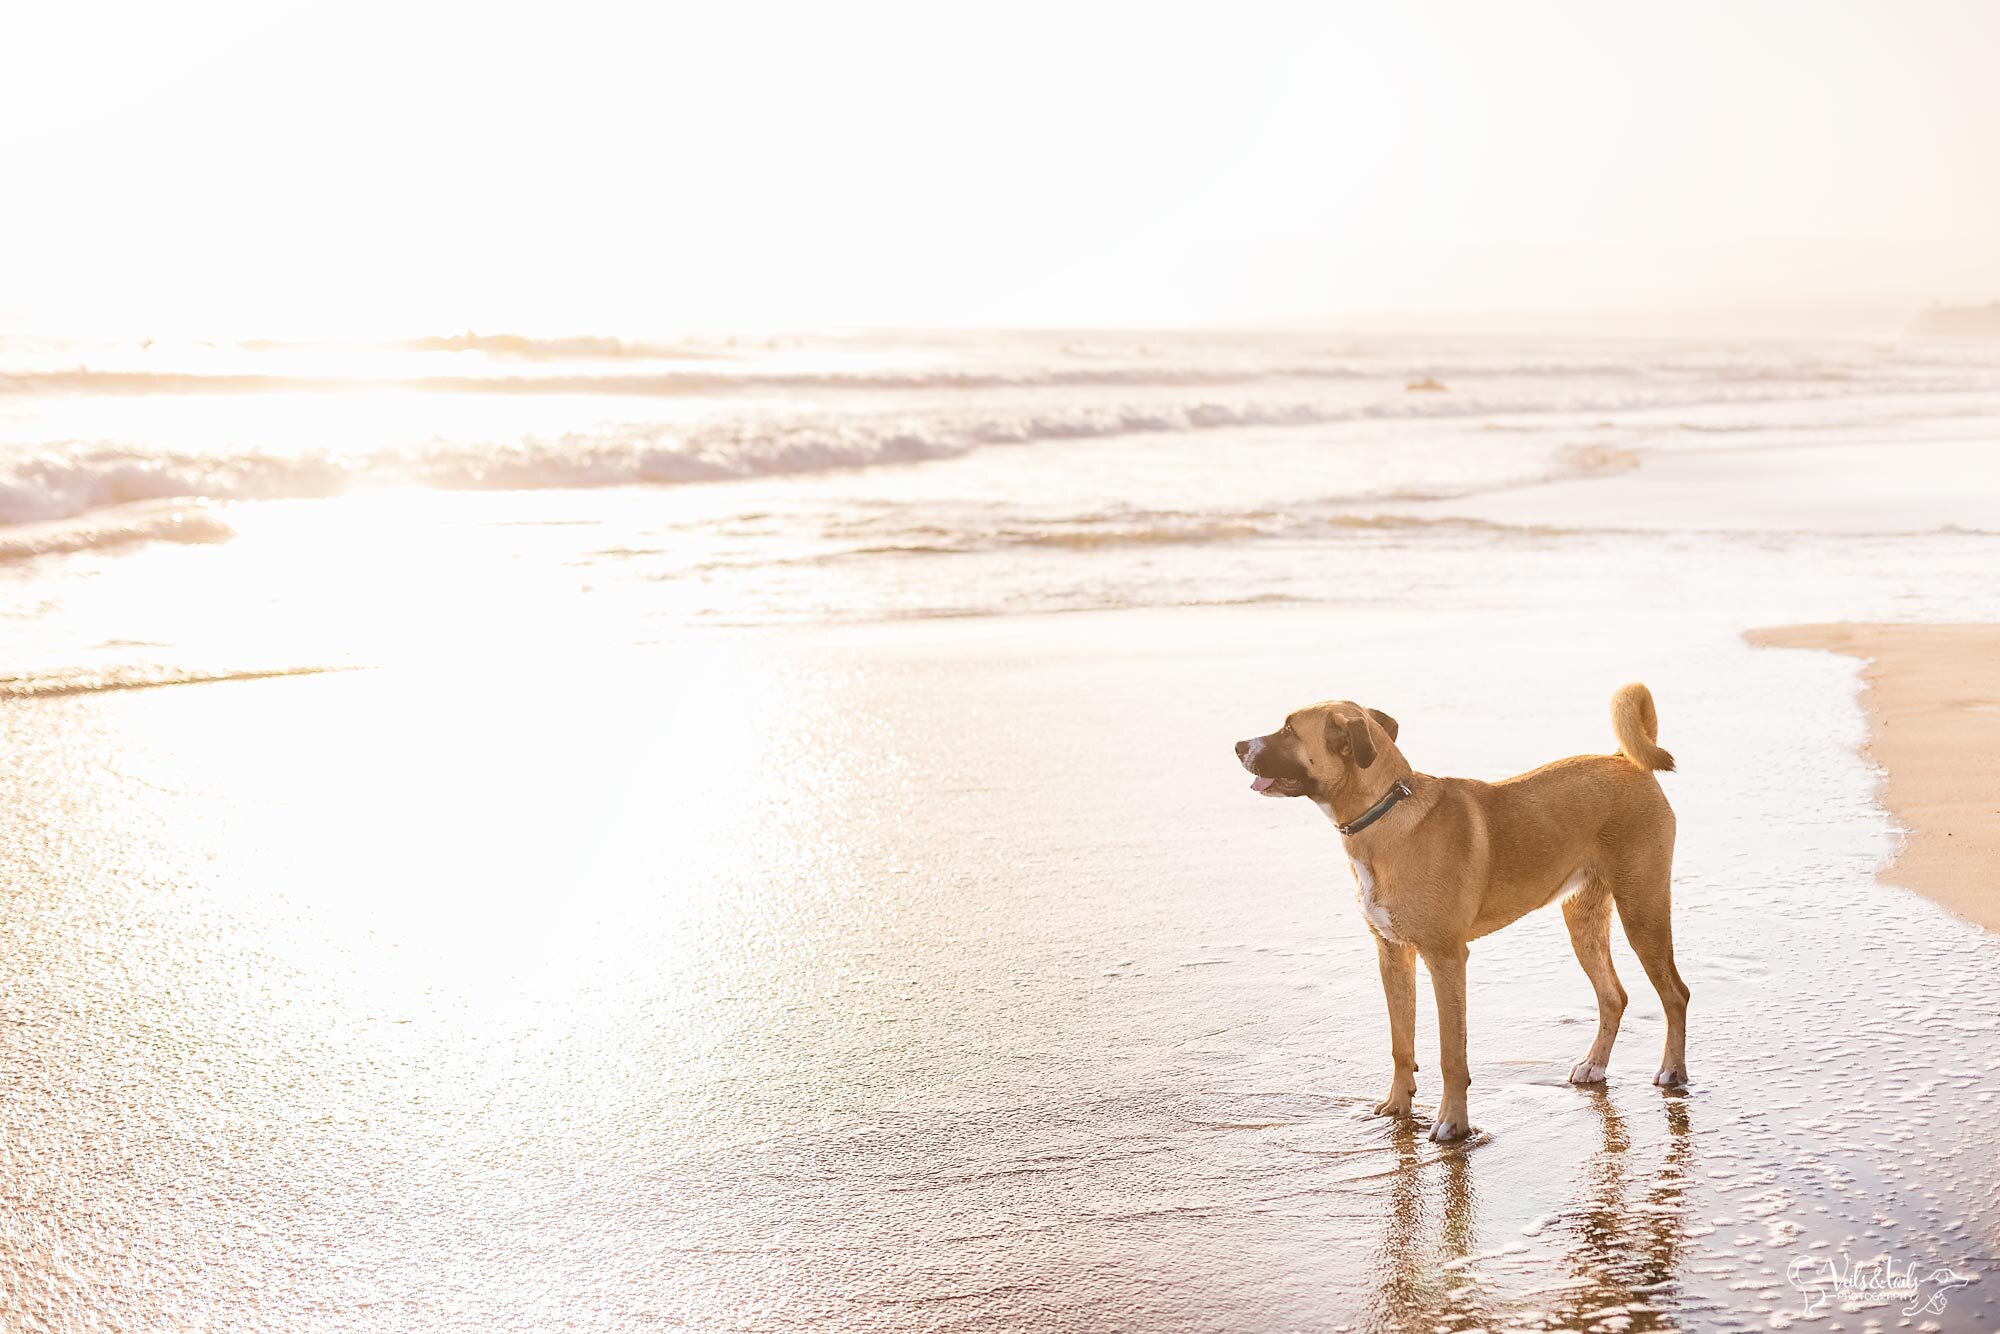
[1334,713,1378,769]
[1367,708,1399,742]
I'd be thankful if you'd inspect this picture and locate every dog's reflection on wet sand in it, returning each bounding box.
[1367,1091,1697,1330]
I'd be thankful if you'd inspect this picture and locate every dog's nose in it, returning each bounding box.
[1234,740,1250,759]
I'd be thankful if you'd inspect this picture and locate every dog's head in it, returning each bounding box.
[1234,701,1400,801]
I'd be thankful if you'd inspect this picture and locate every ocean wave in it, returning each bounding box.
[0,379,1855,529]
[0,395,1534,525]
[0,450,353,524]
[0,364,1986,532]
[11,354,1980,398]
[638,508,1596,577]
[0,364,1374,397]
[831,510,1547,555]
[0,506,235,562]
[0,664,350,700]
[393,332,713,360]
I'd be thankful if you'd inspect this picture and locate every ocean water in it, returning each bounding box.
[2,329,1999,1331]
[2,328,1999,679]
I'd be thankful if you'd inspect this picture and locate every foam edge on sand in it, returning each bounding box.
[1749,622,2000,934]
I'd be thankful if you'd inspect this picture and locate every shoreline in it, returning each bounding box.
[1750,622,2000,933]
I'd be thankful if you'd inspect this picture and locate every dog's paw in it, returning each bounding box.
[1653,1064,1689,1088]
[1372,1092,1414,1118]
[1568,1059,1609,1085]
[1428,1110,1473,1143]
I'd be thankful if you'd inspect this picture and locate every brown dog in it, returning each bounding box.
[1234,685,1686,1141]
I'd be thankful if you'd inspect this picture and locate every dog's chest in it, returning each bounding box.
[1320,800,1407,944]
[1347,855,1405,944]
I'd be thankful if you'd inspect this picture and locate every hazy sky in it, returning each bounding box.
[6,1,1999,334]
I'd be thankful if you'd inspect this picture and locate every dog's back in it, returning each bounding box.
[1436,685,1678,938]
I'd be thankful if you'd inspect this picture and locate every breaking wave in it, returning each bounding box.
[0,397,1515,526]
[0,379,1895,529]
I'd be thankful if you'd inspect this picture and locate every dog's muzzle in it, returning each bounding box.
[1235,737,1304,798]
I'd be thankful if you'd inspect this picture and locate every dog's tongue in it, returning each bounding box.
[1249,775,1276,793]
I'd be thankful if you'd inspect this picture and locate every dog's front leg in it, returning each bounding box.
[1372,935,1418,1117]
[1424,943,1473,1141]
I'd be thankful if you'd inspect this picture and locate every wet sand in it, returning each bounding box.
[2,606,1997,1331]
[1750,623,2000,935]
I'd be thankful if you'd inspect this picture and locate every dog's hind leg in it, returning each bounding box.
[1610,860,1691,1088]
[1562,884,1626,1084]
[1372,935,1418,1117]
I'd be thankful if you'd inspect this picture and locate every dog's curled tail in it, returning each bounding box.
[1611,683,1675,772]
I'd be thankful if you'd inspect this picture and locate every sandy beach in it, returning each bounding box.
[1750,624,2000,934]
[3,606,1997,1331]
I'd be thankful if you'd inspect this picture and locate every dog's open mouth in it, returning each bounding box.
[1249,775,1304,798]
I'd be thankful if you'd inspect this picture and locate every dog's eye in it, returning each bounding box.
[1281,722,1294,737]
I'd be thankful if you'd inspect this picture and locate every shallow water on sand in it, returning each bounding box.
[2,607,1996,1331]
[3,332,1999,1329]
